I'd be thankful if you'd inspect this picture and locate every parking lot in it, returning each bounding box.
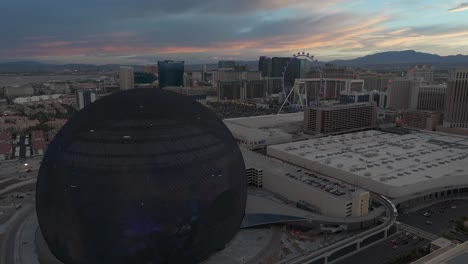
[336,199,468,264]
[335,231,430,264]
[399,199,468,242]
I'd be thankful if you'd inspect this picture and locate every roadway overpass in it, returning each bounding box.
[284,194,397,264]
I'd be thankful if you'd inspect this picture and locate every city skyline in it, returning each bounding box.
[1,1,468,65]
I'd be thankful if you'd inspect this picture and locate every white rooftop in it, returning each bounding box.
[267,130,468,198]
[224,113,303,129]
[242,148,366,201]
[224,113,303,147]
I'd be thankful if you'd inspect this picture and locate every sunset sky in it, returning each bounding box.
[1,0,468,64]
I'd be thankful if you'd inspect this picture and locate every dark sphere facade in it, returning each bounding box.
[36,89,247,264]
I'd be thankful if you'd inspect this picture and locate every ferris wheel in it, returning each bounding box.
[278,52,324,114]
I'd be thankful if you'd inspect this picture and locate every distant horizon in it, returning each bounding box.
[1,50,468,66]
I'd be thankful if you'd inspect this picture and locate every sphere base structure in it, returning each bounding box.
[36,89,247,264]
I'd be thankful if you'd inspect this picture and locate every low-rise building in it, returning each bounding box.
[32,140,47,156]
[0,116,40,132]
[401,110,443,131]
[12,94,65,104]
[267,130,468,201]
[0,142,11,160]
[76,90,97,110]
[30,130,47,155]
[5,86,34,98]
[0,132,12,160]
[242,149,370,218]
[224,113,304,152]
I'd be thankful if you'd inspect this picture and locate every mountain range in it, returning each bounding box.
[0,50,467,73]
[328,50,468,70]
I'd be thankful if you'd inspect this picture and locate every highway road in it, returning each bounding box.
[0,203,35,264]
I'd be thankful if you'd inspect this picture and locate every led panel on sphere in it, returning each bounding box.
[36,89,247,264]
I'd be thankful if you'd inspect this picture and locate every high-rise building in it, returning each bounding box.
[183,75,196,88]
[258,56,272,77]
[443,68,468,129]
[158,60,184,88]
[370,91,388,109]
[217,80,266,101]
[212,70,261,88]
[265,77,283,94]
[270,57,310,89]
[407,65,434,83]
[270,57,290,78]
[218,60,236,69]
[299,59,311,77]
[218,80,242,100]
[119,66,135,90]
[409,84,447,111]
[245,80,267,99]
[356,71,397,92]
[202,65,207,83]
[307,64,355,79]
[76,90,97,110]
[387,79,422,110]
[304,102,377,135]
[295,78,364,104]
[284,59,303,88]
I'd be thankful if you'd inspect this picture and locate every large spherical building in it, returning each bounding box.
[36,89,247,264]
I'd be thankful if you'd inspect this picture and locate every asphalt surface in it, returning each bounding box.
[286,194,397,264]
[335,232,430,264]
[398,199,468,242]
[246,226,282,264]
[337,199,468,264]
[0,203,35,264]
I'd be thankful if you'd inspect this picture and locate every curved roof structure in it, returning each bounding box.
[36,89,247,264]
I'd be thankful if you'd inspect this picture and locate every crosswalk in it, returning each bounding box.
[396,221,439,241]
